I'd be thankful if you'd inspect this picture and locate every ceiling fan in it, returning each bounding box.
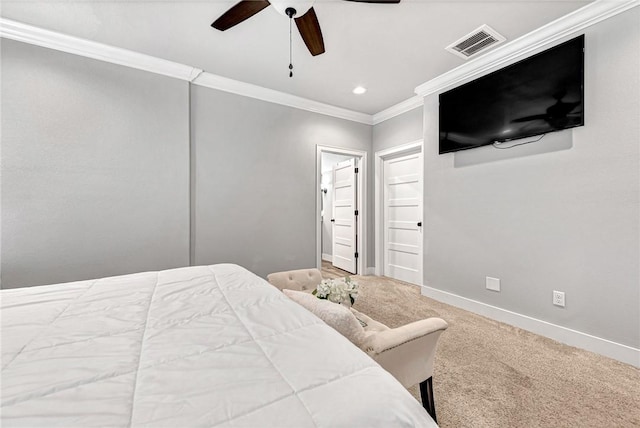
[211,0,400,58]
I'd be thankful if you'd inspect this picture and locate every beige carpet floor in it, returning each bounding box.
[322,269,640,427]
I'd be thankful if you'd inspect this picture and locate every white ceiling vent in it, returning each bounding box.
[446,25,506,60]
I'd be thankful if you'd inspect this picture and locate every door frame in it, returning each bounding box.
[374,139,423,283]
[316,145,367,276]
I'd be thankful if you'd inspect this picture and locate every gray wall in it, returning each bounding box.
[372,106,423,153]
[191,86,372,278]
[0,38,374,288]
[1,40,190,288]
[421,9,639,348]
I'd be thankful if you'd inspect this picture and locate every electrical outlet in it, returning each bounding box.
[486,277,500,292]
[553,291,565,307]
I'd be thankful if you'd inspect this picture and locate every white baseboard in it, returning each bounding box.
[322,254,333,262]
[420,285,640,368]
[365,267,376,276]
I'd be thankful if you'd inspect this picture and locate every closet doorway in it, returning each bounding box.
[316,146,367,275]
[375,140,423,286]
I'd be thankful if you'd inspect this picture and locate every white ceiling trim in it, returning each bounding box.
[192,73,373,125]
[0,18,203,81]
[0,17,373,125]
[372,96,423,125]
[414,0,640,98]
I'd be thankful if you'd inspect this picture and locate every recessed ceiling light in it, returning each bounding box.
[352,86,367,95]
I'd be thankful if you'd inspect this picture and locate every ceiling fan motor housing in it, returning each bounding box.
[270,0,315,18]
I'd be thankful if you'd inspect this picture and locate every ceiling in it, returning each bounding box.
[1,0,594,114]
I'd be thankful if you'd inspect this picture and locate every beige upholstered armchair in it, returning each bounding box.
[352,308,448,422]
[267,268,448,422]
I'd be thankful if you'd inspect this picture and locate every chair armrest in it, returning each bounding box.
[363,318,448,388]
[364,317,448,354]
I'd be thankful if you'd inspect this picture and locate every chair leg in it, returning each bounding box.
[419,376,437,423]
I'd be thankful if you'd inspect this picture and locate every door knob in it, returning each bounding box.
[417,222,422,227]
[331,219,335,222]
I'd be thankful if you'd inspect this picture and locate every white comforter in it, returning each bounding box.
[1,264,436,427]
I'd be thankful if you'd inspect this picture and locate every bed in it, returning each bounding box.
[1,264,436,427]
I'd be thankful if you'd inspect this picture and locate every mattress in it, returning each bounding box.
[1,264,436,427]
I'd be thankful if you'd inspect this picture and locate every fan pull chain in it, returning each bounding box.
[289,16,293,78]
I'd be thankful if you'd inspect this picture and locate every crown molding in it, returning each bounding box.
[0,17,373,125]
[7,0,633,126]
[0,18,203,81]
[192,73,373,125]
[372,96,423,125]
[415,0,640,98]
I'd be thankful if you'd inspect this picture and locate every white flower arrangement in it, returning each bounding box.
[312,277,359,305]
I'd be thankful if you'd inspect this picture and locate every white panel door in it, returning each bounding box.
[332,158,357,274]
[383,153,422,284]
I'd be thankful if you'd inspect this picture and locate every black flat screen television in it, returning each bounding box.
[439,35,584,154]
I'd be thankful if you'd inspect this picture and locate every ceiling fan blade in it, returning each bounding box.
[342,0,401,4]
[212,0,270,31]
[295,7,325,56]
